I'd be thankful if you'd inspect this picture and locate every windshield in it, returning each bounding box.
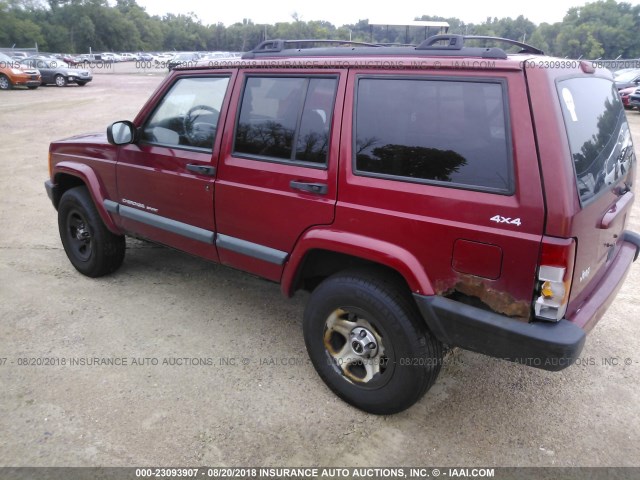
[0,52,14,63]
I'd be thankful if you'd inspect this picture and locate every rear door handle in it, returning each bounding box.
[289,181,327,195]
[599,191,634,229]
[186,164,216,176]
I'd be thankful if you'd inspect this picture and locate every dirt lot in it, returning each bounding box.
[1,70,640,469]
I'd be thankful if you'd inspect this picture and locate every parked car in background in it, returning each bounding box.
[56,54,82,66]
[614,68,635,78]
[154,52,174,65]
[167,52,200,70]
[20,57,92,87]
[100,53,117,63]
[615,69,640,90]
[10,51,28,61]
[620,86,637,109]
[629,88,640,110]
[0,52,41,90]
[134,52,154,62]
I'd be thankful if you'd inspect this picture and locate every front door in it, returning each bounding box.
[115,74,232,261]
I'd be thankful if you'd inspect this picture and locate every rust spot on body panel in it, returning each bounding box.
[453,275,530,320]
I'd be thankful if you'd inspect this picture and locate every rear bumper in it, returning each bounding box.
[414,294,586,371]
[414,231,640,371]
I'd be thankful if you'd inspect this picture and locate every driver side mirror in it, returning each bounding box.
[107,120,136,145]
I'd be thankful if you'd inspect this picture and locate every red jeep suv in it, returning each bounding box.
[45,36,640,414]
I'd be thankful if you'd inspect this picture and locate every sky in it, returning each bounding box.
[135,0,640,27]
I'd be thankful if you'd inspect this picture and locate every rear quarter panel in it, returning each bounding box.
[334,66,545,317]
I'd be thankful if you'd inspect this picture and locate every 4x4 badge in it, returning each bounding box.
[490,215,521,227]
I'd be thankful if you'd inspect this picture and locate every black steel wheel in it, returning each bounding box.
[58,186,125,277]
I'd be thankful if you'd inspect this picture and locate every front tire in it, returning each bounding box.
[0,74,12,90]
[303,269,443,414]
[58,186,125,277]
[55,74,67,87]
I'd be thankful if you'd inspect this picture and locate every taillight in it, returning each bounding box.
[534,237,576,322]
[48,151,53,178]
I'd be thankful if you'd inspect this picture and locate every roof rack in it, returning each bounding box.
[417,34,544,55]
[247,39,381,54]
[242,34,545,60]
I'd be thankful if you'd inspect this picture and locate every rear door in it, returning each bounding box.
[214,70,345,281]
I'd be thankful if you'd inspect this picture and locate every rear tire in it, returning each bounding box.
[303,269,443,414]
[58,186,125,277]
[55,74,67,87]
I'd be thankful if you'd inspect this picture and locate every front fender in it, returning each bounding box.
[281,228,435,297]
[53,161,123,235]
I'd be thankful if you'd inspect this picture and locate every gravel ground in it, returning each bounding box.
[1,70,640,469]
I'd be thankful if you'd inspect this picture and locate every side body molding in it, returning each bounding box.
[104,201,215,244]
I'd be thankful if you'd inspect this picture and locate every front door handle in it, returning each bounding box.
[186,164,216,176]
[290,181,328,195]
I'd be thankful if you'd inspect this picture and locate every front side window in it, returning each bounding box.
[141,76,230,151]
[354,77,512,193]
[234,76,338,165]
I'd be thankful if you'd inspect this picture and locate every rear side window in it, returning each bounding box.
[354,77,512,193]
[234,76,338,166]
[557,77,634,204]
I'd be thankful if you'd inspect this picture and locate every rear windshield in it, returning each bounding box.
[557,77,635,204]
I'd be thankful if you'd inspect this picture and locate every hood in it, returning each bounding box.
[50,131,117,163]
[55,132,107,144]
[18,64,40,75]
